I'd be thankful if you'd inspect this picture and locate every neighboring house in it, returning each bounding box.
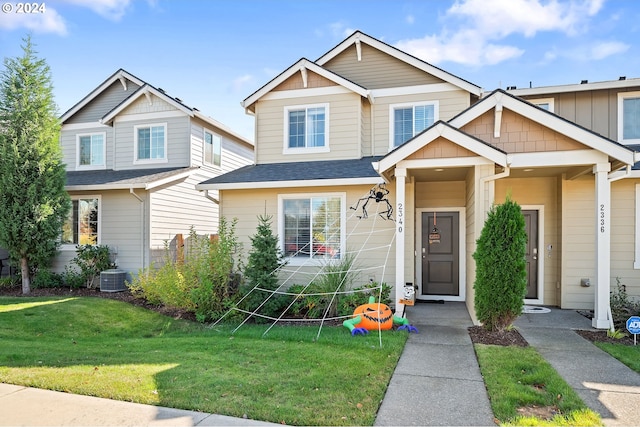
[197,30,640,329]
[55,69,254,278]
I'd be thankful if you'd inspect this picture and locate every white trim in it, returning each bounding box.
[60,195,102,250]
[634,184,640,269]
[371,83,461,98]
[196,177,382,191]
[508,78,640,96]
[315,31,482,96]
[617,91,640,145]
[277,192,347,267]
[521,205,545,306]
[261,86,352,101]
[397,157,494,170]
[283,103,330,154]
[62,122,110,131]
[102,85,193,124]
[507,149,608,168]
[388,100,439,151]
[133,123,168,165]
[113,110,185,123]
[414,207,466,302]
[528,97,555,113]
[75,132,106,170]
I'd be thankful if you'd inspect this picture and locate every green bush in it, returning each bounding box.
[127,219,242,322]
[66,244,113,288]
[32,269,64,288]
[473,196,527,332]
[610,277,640,330]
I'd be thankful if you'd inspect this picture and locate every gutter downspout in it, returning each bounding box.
[204,189,219,205]
[609,165,632,183]
[130,188,145,270]
[479,166,511,215]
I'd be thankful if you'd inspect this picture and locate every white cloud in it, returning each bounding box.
[231,74,254,92]
[60,0,133,21]
[406,14,415,25]
[588,40,629,60]
[0,6,67,35]
[394,0,608,67]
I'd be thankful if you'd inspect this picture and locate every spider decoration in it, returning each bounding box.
[350,184,394,220]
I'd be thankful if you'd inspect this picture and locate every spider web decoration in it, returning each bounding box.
[210,184,398,347]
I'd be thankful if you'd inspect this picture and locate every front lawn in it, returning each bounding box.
[592,341,640,373]
[0,296,407,426]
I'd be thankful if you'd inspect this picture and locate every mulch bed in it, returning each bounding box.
[575,329,639,346]
[468,325,529,346]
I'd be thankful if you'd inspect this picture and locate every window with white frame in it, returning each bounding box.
[279,193,344,262]
[619,91,640,144]
[204,129,221,166]
[77,133,105,168]
[390,101,438,148]
[530,98,555,113]
[284,104,329,153]
[61,197,100,247]
[135,123,167,162]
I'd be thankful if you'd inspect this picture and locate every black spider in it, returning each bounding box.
[350,184,394,220]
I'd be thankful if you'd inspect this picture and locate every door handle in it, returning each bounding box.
[533,247,537,260]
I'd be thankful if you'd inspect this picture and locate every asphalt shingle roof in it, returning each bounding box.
[66,167,196,187]
[199,157,382,186]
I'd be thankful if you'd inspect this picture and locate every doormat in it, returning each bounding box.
[522,305,551,314]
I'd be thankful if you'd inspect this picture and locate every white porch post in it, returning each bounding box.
[395,168,407,314]
[593,162,611,329]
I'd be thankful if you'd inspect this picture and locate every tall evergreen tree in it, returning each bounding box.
[473,196,527,332]
[0,36,71,294]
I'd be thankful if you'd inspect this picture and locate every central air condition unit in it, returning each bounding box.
[100,269,127,292]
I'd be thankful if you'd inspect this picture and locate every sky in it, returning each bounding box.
[0,0,638,140]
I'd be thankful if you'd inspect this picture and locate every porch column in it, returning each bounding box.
[593,162,611,329]
[395,168,407,314]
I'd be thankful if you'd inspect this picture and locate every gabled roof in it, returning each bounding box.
[61,69,253,149]
[374,121,508,178]
[449,89,636,165]
[316,31,482,96]
[65,167,197,191]
[196,157,382,190]
[241,58,370,112]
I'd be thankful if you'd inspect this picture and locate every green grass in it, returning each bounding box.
[474,344,602,426]
[592,342,640,373]
[0,296,407,426]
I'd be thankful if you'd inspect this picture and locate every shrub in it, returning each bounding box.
[68,244,113,288]
[610,277,640,330]
[32,269,64,288]
[473,196,527,332]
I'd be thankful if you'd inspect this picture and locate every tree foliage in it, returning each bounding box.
[473,196,527,332]
[0,36,71,294]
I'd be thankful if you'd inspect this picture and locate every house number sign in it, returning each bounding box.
[600,204,606,234]
[397,202,404,233]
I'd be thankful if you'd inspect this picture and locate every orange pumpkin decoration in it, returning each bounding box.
[352,296,394,331]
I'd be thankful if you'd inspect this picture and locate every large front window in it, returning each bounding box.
[390,102,437,148]
[619,92,640,144]
[78,133,105,168]
[135,123,166,162]
[62,197,99,246]
[280,194,344,261]
[285,104,328,152]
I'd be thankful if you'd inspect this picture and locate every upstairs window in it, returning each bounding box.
[204,129,221,166]
[77,133,105,168]
[284,104,329,153]
[619,91,640,144]
[135,123,167,163]
[279,193,344,264]
[390,102,438,148]
[61,197,100,247]
[530,98,555,112]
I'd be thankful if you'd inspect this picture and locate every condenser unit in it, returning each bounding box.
[100,269,127,292]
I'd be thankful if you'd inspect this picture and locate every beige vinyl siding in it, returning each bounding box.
[254,92,361,164]
[372,90,470,156]
[60,125,113,171]
[113,114,191,170]
[496,177,559,306]
[610,179,640,299]
[65,80,141,124]
[415,181,466,207]
[191,118,254,170]
[323,43,444,89]
[361,99,372,157]
[51,190,145,277]
[561,176,596,309]
[149,173,219,263]
[465,167,478,320]
[220,185,397,291]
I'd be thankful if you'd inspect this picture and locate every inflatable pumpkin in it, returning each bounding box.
[343,296,418,335]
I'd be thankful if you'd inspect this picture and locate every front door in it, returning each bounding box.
[421,212,459,296]
[523,210,539,299]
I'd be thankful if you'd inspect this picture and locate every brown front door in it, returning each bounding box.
[523,210,539,299]
[421,212,459,296]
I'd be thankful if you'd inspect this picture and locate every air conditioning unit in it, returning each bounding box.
[100,269,127,292]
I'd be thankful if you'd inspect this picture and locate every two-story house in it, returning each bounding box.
[55,69,254,278]
[197,31,640,329]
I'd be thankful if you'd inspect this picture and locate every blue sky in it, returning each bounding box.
[1,0,638,140]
